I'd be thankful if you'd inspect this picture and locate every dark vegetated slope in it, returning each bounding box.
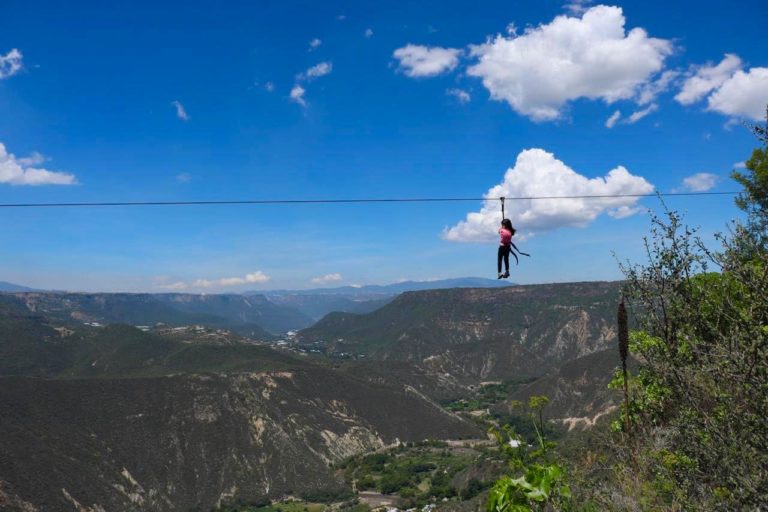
[0,370,480,512]
[300,282,621,379]
[0,318,299,378]
[0,297,73,375]
[339,360,473,402]
[496,348,639,430]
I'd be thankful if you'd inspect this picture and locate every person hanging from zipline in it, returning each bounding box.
[497,218,514,279]
[497,197,529,279]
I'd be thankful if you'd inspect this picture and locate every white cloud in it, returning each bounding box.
[734,161,746,169]
[0,143,77,186]
[681,172,718,192]
[336,14,346,20]
[393,44,461,77]
[0,48,23,80]
[626,103,658,123]
[309,38,322,50]
[176,172,191,183]
[466,5,673,121]
[637,70,679,105]
[17,151,46,166]
[192,271,271,289]
[675,54,768,121]
[365,28,374,38]
[446,88,471,103]
[442,148,653,242]
[303,61,332,80]
[264,81,275,92]
[675,54,742,105]
[707,67,768,121]
[564,0,593,15]
[157,281,188,291]
[605,110,621,128]
[605,104,657,128]
[290,85,306,106]
[311,273,343,285]
[172,100,189,121]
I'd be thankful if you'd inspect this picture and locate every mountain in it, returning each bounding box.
[257,278,512,322]
[260,277,513,298]
[265,294,394,321]
[0,371,479,511]
[0,301,480,511]
[0,281,36,292]
[154,293,314,334]
[3,291,313,336]
[299,281,622,382]
[494,348,638,431]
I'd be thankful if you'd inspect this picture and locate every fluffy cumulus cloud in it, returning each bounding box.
[0,48,23,79]
[309,38,322,50]
[442,148,653,242]
[172,100,189,121]
[681,172,718,192]
[675,55,768,121]
[466,5,672,121]
[393,44,461,77]
[707,67,768,120]
[675,54,743,105]
[311,273,343,285]
[0,143,77,186]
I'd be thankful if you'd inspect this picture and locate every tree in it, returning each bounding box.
[617,106,768,508]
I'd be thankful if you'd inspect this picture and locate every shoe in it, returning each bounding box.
[503,272,510,278]
[497,273,504,279]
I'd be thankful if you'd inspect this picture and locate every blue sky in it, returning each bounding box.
[1,0,766,292]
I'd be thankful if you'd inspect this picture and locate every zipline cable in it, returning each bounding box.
[0,190,739,208]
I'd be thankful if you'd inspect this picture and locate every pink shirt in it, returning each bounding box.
[499,228,512,246]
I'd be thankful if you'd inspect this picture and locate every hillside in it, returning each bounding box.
[494,348,638,431]
[0,302,481,511]
[0,370,480,511]
[299,281,621,382]
[2,291,313,336]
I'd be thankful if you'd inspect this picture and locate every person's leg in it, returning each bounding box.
[503,246,510,274]
[497,246,503,274]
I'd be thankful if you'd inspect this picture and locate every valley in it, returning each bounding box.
[0,280,627,511]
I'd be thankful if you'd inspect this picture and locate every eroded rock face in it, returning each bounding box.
[300,281,621,381]
[0,369,480,512]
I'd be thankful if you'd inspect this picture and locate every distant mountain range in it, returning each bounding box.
[0,278,514,323]
[0,281,36,292]
[258,277,513,297]
[257,277,514,320]
[0,292,313,337]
